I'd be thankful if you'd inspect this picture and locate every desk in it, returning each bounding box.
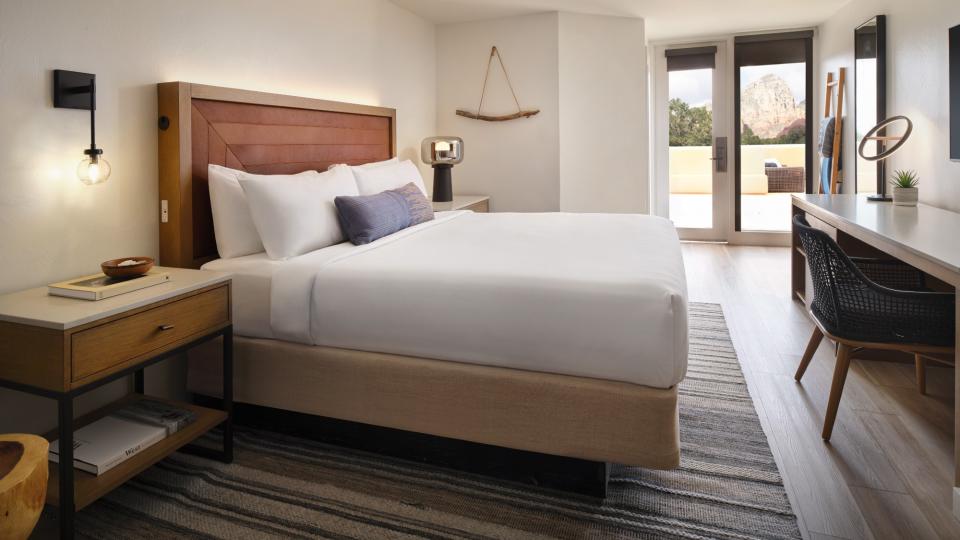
[791,194,960,517]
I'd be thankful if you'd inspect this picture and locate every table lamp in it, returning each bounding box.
[421,136,463,202]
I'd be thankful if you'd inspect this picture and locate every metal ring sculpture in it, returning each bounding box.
[857,115,913,162]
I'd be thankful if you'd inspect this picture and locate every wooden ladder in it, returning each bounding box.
[824,68,845,194]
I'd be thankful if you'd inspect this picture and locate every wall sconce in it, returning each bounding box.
[420,136,463,202]
[53,70,111,185]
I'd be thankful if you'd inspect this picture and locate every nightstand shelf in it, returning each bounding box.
[432,195,490,213]
[44,394,226,510]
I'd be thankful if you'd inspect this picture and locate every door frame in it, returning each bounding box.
[651,31,817,247]
[651,40,732,242]
[733,31,814,240]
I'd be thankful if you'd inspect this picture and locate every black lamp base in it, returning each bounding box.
[432,164,453,202]
[867,194,892,202]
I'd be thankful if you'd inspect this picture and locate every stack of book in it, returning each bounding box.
[49,399,197,476]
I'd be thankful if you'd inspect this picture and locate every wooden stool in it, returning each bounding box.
[0,434,48,540]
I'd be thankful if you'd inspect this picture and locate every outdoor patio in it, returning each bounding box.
[668,143,804,232]
[668,193,796,231]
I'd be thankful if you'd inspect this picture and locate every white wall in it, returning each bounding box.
[436,13,561,211]
[558,13,648,213]
[0,0,435,433]
[818,0,960,209]
[436,12,648,213]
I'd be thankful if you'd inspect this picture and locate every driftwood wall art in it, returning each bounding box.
[456,46,540,122]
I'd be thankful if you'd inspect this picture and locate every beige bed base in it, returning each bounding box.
[188,336,680,469]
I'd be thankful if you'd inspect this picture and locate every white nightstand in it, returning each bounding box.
[432,195,490,213]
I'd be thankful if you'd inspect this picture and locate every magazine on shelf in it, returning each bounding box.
[113,398,197,436]
[47,270,170,301]
[49,415,167,476]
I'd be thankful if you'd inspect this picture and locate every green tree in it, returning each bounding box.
[741,123,762,145]
[776,123,805,144]
[669,98,712,146]
[741,122,806,145]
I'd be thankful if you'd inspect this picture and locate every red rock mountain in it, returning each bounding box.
[741,74,805,139]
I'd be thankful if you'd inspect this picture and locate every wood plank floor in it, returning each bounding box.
[683,243,958,540]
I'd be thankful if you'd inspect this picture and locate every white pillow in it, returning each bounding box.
[353,159,428,197]
[327,156,398,172]
[208,164,265,259]
[238,167,358,260]
[208,165,318,258]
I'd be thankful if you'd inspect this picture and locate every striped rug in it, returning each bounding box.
[66,302,800,539]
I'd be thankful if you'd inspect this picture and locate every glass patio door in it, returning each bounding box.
[656,43,729,241]
[734,32,813,233]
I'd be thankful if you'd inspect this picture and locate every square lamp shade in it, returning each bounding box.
[421,137,463,202]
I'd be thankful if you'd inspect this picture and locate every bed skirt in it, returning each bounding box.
[187,336,680,469]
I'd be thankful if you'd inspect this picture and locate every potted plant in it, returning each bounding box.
[890,169,919,207]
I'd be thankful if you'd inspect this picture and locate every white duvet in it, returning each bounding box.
[270,211,688,388]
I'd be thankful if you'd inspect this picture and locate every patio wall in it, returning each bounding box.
[669,144,805,194]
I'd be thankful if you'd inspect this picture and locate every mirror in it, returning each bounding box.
[854,15,887,196]
[951,24,959,160]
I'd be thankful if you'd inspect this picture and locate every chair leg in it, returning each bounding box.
[822,343,852,441]
[795,327,824,381]
[915,354,926,395]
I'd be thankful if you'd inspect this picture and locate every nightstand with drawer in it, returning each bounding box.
[432,195,490,213]
[0,267,232,540]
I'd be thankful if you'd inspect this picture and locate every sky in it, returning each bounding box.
[669,63,807,107]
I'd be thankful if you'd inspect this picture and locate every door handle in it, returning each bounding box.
[712,137,728,172]
[158,324,175,331]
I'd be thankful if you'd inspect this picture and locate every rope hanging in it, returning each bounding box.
[456,47,540,122]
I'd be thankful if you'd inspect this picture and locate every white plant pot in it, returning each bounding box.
[892,187,918,207]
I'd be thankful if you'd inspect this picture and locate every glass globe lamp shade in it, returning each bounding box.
[421,136,463,166]
[77,155,111,185]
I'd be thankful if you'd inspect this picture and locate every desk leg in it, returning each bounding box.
[791,203,806,303]
[58,395,74,540]
[222,326,234,464]
[955,301,960,519]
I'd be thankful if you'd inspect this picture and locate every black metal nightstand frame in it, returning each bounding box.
[0,325,233,540]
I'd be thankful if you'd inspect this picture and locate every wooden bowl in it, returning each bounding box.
[101,257,154,279]
[0,434,48,540]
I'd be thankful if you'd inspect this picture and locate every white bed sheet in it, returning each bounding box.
[267,211,689,388]
[201,253,279,339]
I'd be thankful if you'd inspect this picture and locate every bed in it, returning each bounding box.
[157,82,688,475]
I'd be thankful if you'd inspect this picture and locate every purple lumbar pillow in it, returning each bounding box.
[335,182,434,245]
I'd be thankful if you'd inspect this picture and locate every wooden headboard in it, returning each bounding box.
[157,82,397,268]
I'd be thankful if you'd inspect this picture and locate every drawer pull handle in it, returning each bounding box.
[158,324,175,331]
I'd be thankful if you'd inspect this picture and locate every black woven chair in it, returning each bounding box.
[793,214,955,440]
